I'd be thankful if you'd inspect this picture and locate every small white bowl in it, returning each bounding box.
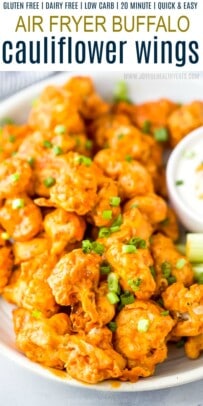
[166,126,203,232]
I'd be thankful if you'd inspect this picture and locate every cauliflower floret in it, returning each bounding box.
[134,99,178,131]
[44,208,86,255]
[151,233,193,294]
[49,152,100,215]
[70,282,116,333]
[167,101,203,146]
[0,124,30,162]
[0,157,33,199]
[115,300,175,382]
[155,207,179,242]
[48,249,101,322]
[95,149,154,200]
[90,113,131,148]
[63,76,110,120]
[94,149,124,179]
[106,242,156,300]
[117,160,154,200]
[13,237,50,265]
[0,195,42,242]
[13,308,71,368]
[185,334,203,359]
[0,246,13,293]
[124,193,167,226]
[98,207,152,249]
[87,177,121,227]
[29,85,85,134]
[60,327,126,384]
[162,282,203,337]
[3,252,58,317]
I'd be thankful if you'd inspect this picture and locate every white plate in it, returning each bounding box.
[0,72,203,392]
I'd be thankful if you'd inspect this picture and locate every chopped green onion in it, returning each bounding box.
[137,318,150,333]
[53,145,63,156]
[27,157,35,167]
[107,321,117,332]
[91,242,105,255]
[161,310,169,316]
[122,244,137,254]
[176,339,185,348]
[85,140,93,150]
[32,99,38,107]
[157,298,164,307]
[82,240,105,255]
[8,135,16,143]
[154,127,169,142]
[125,155,133,162]
[0,117,14,125]
[102,210,112,220]
[128,278,141,291]
[76,155,92,167]
[43,140,53,149]
[109,196,121,207]
[186,234,203,263]
[120,291,135,306]
[98,227,111,238]
[54,125,66,134]
[142,120,151,134]
[82,240,92,253]
[138,239,147,249]
[175,180,184,186]
[160,217,169,227]
[168,275,177,285]
[117,133,125,140]
[100,262,111,275]
[111,214,122,228]
[75,137,81,147]
[192,264,203,284]
[10,173,20,183]
[175,244,186,255]
[108,273,120,294]
[110,226,120,233]
[176,258,187,269]
[113,81,130,103]
[32,309,42,319]
[107,292,120,304]
[43,177,56,188]
[128,237,147,249]
[130,203,139,209]
[161,261,172,278]
[12,198,25,210]
[150,265,156,279]
[99,214,123,236]
[197,276,203,285]
[1,232,10,240]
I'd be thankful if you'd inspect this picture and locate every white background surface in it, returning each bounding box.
[0,352,203,406]
[0,72,203,405]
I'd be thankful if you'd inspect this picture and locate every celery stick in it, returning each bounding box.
[192,264,203,284]
[186,234,203,263]
[176,244,186,255]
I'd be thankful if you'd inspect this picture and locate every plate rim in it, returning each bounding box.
[0,72,203,392]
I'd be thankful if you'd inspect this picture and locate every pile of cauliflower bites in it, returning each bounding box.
[0,76,203,384]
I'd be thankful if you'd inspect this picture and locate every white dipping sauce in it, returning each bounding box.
[175,138,203,217]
